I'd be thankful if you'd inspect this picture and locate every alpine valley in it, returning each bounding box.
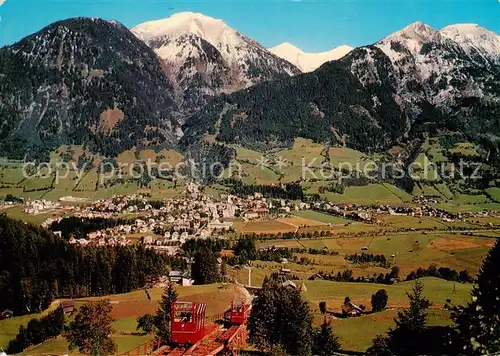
[3,9,500,356]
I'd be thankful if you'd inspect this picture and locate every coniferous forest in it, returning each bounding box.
[0,214,185,316]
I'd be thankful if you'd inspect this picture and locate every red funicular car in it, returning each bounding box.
[170,302,206,344]
[229,301,250,325]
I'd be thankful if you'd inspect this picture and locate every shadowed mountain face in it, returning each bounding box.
[0,18,180,159]
[182,22,500,153]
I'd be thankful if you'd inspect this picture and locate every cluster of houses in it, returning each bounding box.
[24,199,64,215]
[36,185,314,251]
[312,198,496,224]
[19,183,500,252]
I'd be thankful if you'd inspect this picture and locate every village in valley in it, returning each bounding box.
[2,177,499,354]
[3,180,496,254]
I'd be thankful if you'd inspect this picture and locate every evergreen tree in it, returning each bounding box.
[248,276,313,355]
[153,283,178,343]
[319,301,327,315]
[269,343,289,356]
[366,335,391,356]
[367,281,431,355]
[191,247,222,284]
[371,289,389,312]
[234,236,258,261]
[451,239,500,354]
[312,320,342,355]
[387,281,431,354]
[65,299,116,356]
[137,313,155,334]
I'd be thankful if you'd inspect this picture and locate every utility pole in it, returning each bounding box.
[244,265,252,287]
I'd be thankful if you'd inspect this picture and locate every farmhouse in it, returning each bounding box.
[282,280,297,289]
[169,270,194,286]
[342,301,363,317]
[0,309,13,319]
[60,300,75,315]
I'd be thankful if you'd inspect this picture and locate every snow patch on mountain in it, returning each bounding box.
[269,42,353,72]
[441,23,500,64]
[371,21,499,111]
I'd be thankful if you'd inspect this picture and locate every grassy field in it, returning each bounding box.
[293,210,351,225]
[5,279,470,354]
[250,232,494,281]
[2,205,68,225]
[303,278,471,311]
[376,214,450,230]
[328,147,368,167]
[20,334,155,355]
[273,138,325,166]
[0,147,188,203]
[234,220,297,234]
[322,184,411,205]
[435,202,500,213]
[332,308,454,352]
[232,146,264,164]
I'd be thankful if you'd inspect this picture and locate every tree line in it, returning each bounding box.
[345,252,390,268]
[241,230,333,241]
[405,265,473,283]
[6,308,65,354]
[49,216,137,239]
[311,268,400,285]
[224,179,305,200]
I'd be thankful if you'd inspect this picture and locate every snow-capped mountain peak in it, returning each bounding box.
[132,12,237,50]
[370,20,499,111]
[269,42,353,72]
[382,21,441,49]
[132,12,300,117]
[440,23,500,63]
[270,42,304,56]
[441,23,496,42]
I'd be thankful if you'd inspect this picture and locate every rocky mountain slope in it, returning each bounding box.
[0,17,181,159]
[269,42,353,72]
[182,22,500,153]
[132,12,300,116]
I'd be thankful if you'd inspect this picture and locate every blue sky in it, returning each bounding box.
[0,0,498,51]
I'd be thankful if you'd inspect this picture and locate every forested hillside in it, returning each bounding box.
[0,18,180,160]
[182,53,406,152]
[0,214,185,315]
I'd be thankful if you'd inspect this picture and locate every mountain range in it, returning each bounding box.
[183,21,500,150]
[0,13,499,163]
